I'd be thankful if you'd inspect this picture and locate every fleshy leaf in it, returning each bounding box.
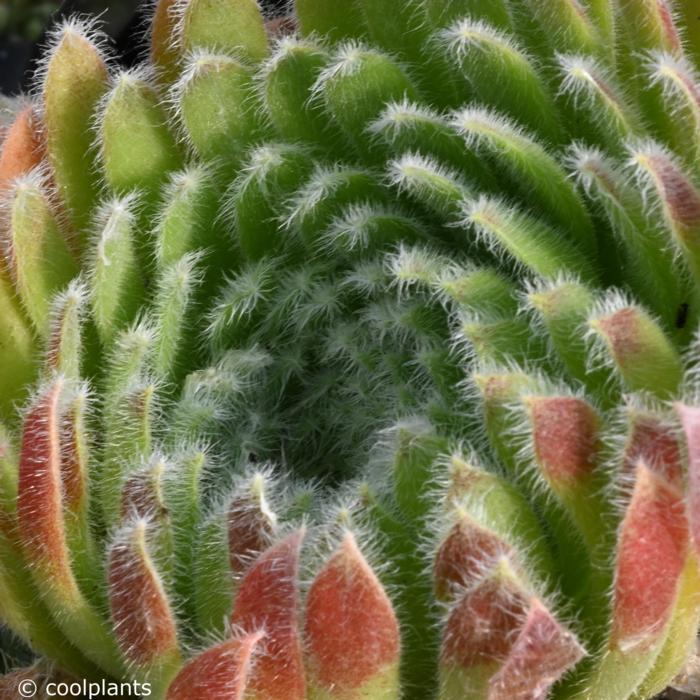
[42,21,109,238]
[230,531,306,700]
[108,519,180,677]
[166,631,264,700]
[0,106,45,191]
[305,532,400,699]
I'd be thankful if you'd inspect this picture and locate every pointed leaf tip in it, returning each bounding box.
[612,461,688,648]
[441,564,582,699]
[434,517,512,602]
[488,599,584,700]
[227,479,277,578]
[305,532,400,698]
[441,567,529,672]
[231,530,306,700]
[590,303,682,396]
[166,631,263,700]
[624,410,682,486]
[108,519,179,668]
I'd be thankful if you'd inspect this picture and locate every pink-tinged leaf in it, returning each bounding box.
[643,152,700,231]
[108,519,179,667]
[15,381,125,677]
[590,303,682,397]
[305,532,400,696]
[166,631,263,700]
[230,530,306,700]
[630,146,700,291]
[227,484,276,578]
[0,106,44,191]
[655,0,683,52]
[618,0,682,53]
[623,410,683,486]
[611,461,688,648]
[441,570,528,671]
[488,598,584,700]
[526,396,599,486]
[17,379,74,589]
[59,387,89,514]
[595,308,638,356]
[440,563,582,699]
[675,403,700,559]
[434,517,512,602]
[121,457,168,522]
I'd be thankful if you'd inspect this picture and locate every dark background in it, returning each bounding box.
[0,0,287,96]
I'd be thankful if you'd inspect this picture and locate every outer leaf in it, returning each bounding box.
[230,531,306,700]
[99,71,182,197]
[89,196,145,345]
[42,22,109,238]
[108,518,181,692]
[179,0,269,63]
[2,173,78,334]
[574,461,689,700]
[305,532,400,699]
[166,631,264,700]
[17,378,123,676]
[0,106,45,191]
[177,54,261,162]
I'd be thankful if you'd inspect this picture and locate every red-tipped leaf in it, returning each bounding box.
[305,532,400,697]
[527,395,599,487]
[166,631,263,700]
[434,517,512,602]
[108,519,179,668]
[488,598,584,700]
[230,530,306,700]
[17,379,74,589]
[611,461,688,649]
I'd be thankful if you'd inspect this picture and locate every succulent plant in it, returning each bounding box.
[2,0,700,698]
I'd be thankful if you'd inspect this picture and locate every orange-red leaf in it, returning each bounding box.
[305,532,400,693]
[108,519,179,667]
[0,106,44,191]
[17,380,73,586]
[434,518,511,602]
[611,461,688,648]
[230,530,306,700]
[166,631,263,700]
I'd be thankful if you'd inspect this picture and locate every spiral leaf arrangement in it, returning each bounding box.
[1,0,700,698]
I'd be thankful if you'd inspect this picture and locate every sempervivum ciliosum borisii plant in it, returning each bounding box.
[2,0,700,698]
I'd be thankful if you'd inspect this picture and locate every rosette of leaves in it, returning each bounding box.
[2,1,700,699]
